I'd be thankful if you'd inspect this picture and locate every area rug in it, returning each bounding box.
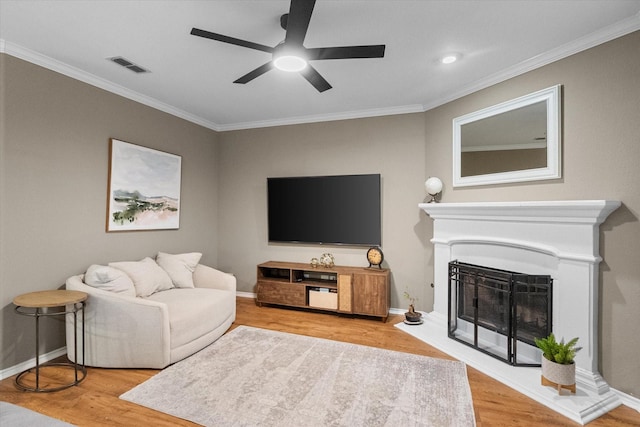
[120,326,476,427]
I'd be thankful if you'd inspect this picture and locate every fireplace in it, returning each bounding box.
[448,260,552,366]
[401,200,621,425]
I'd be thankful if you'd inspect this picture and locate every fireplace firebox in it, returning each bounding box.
[448,261,552,366]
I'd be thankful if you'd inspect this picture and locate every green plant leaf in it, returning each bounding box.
[535,334,580,364]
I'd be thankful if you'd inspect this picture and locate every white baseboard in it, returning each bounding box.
[236,291,256,299]
[0,347,67,381]
[613,388,640,413]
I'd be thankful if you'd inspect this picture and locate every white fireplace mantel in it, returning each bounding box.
[399,200,621,424]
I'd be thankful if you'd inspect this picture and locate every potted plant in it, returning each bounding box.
[403,291,422,324]
[534,333,581,394]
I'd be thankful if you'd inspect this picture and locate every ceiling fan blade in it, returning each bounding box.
[300,64,332,92]
[233,62,274,84]
[284,0,316,46]
[191,28,273,53]
[306,45,386,60]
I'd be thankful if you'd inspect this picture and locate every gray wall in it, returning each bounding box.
[217,115,430,310]
[0,54,219,369]
[217,31,640,397]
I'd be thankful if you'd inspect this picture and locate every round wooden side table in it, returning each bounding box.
[13,290,88,392]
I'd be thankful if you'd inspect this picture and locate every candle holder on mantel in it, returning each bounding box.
[425,177,443,203]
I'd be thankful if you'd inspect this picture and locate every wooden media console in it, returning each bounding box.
[256,261,390,321]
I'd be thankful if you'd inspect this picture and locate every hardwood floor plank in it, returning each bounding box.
[1,297,637,426]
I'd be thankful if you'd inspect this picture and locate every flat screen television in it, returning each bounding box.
[267,174,381,246]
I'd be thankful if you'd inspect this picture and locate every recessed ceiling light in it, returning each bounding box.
[441,54,461,64]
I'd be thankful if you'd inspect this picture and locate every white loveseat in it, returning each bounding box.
[65,253,236,368]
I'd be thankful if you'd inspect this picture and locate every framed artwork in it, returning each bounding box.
[107,139,182,232]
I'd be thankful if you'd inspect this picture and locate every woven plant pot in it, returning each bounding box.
[541,357,575,386]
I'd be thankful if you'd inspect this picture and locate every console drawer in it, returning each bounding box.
[257,281,305,306]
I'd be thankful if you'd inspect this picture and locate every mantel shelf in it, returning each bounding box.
[419,200,621,224]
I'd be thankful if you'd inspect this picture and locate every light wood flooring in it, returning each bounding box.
[1,297,638,426]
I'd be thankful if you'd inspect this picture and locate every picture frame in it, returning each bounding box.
[106,139,182,232]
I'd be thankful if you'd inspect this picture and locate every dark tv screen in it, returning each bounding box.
[268,174,381,246]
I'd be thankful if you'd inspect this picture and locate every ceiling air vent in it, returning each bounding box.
[107,56,150,74]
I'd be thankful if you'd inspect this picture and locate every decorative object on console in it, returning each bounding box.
[107,139,181,232]
[403,290,423,324]
[310,257,319,268]
[424,176,443,203]
[320,253,335,268]
[535,333,581,394]
[366,246,384,269]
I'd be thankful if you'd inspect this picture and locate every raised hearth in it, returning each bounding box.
[402,200,621,425]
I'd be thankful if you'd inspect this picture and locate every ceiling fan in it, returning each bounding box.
[190,0,385,93]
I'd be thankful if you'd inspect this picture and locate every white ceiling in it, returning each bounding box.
[1,1,639,131]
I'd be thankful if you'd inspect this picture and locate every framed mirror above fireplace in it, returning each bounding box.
[453,85,561,187]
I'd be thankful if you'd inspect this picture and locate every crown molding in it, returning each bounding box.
[422,11,640,112]
[0,38,423,132]
[3,11,639,132]
[0,39,223,131]
[216,104,425,131]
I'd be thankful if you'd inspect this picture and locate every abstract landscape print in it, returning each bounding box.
[107,139,181,231]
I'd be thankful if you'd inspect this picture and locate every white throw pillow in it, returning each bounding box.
[84,265,136,297]
[156,252,202,288]
[109,257,174,297]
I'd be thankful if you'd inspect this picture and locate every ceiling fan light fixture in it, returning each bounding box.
[272,42,308,72]
[190,0,385,91]
[273,54,308,72]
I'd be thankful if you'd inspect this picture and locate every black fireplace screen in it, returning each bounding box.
[448,260,552,366]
